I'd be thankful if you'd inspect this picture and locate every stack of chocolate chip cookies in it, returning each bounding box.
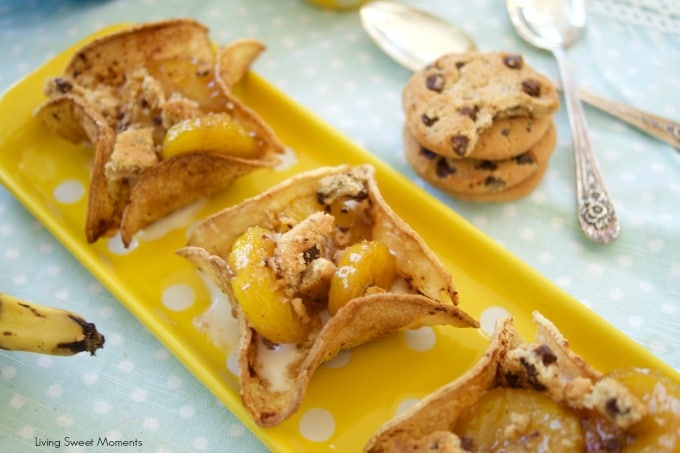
[402,52,560,201]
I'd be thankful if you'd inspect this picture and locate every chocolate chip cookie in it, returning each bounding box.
[403,52,559,159]
[470,114,553,160]
[405,123,557,201]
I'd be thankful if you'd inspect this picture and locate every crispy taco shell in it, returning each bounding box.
[37,94,125,242]
[34,18,283,245]
[365,311,648,452]
[178,164,478,426]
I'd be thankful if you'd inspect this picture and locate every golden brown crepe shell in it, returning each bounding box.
[62,19,214,89]
[35,19,284,245]
[119,152,264,246]
[364,312,647,452]
[178,164,478,426]
[216,39,266,90]
[36,95,126,242]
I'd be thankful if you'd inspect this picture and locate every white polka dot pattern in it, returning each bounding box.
[0,0,678,451]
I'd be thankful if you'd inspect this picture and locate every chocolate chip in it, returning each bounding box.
[520,357,546,391]
[421,113,439,126]
[476,160,498,171]
[460,437,474,451]
[503,54,524,69]
[605,398,624,418]
[53,77,73,93]
[534,345,557,365]
[450,134,469,156]
[455,61,466,70]
[522,79,541,97]
[420,147,437,160]
[303,245,320,264]
[505,372,522,388]
[501,128,511,137]
[515,152,535,165]
[425,73,445,92]
[484,176,506,190]
[436,158,455,178]
[316,192,326,205]
[601,437,624,452]
[459,105,479,121]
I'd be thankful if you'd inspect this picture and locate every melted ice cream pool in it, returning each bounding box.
[193,272,240,351]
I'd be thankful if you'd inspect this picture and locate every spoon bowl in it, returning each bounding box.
[506,0,586,49]
[506,0,619,244]
[359,1,476,72]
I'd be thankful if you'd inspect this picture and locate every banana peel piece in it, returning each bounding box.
[34,18,284,246]
[365,311,648,452]
[178,164,478,426]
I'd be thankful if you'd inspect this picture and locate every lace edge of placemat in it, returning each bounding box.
[587,0,680,35]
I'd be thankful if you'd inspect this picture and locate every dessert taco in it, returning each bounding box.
[35,19,284,246]
[178,164,479,426]
[365,311,680,452]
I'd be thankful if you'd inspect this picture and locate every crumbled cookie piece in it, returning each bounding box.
[105,127,158,182]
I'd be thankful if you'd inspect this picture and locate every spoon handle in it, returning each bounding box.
[552,46,620,244]
[576,88,680,150]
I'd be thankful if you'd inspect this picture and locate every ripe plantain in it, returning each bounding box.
[0,292,105,356]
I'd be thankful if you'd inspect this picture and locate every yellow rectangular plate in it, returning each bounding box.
[1,25,677,452]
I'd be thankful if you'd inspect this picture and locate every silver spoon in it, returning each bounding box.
[359,0,680,150]
[506,0,618,243]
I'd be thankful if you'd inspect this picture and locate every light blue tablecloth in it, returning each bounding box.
[1,0,678,451]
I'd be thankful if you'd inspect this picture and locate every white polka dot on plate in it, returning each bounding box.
[299,408,335,442]
[324,350,351,369]
[53,179,84,203]
[107,233,136,255]
[161,284,194,311]
[403,327,436,351]
[395,398,419,416]
[479,306,511,336]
